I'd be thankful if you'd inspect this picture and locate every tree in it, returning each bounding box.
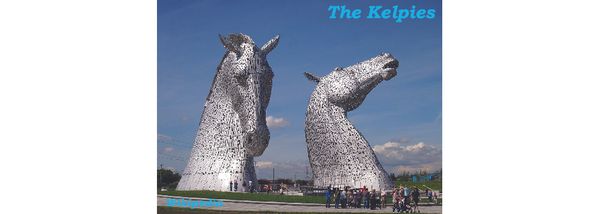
[158,169,181,190]
[389,173,396,181]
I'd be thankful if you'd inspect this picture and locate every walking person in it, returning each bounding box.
[233,180,238,192]
[229,180,233,192]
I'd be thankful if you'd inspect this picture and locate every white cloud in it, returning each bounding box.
[181,115,190,122]
[266,116,289,128]
[164,147,174,153]
[255,161,273,169]
[162,166,179,173]
[373,141,442,174]
[158,133,173,141]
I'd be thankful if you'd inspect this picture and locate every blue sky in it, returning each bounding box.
[158,0,441,179]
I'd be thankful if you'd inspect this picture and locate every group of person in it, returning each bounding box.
[391,185,422,213]
[325,185,387,210]
[228,180,255,193]
[325,185,439,212]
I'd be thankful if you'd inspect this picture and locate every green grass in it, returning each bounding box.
[157,206,438,214]
[158,206,283,214]
[160,190,325,204]
[160,190,442,206]
[394,180,442,191]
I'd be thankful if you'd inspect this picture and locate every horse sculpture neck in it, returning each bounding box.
[305,87,393,191]
[177,59,257,191]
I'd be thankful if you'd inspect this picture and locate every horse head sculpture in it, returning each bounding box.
[218,33,279,156]
[304,53,398,191]
[177,33,279,191]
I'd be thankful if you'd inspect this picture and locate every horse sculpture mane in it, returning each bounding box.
[304,53,399,191]
[177,33,279,191]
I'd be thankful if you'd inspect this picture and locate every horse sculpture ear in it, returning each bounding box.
[304,72,321,83]
[219,34,241,56]
[260,35,280,55]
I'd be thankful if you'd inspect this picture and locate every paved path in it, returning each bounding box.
[158,195,442,213]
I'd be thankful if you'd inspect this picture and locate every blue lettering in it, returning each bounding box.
[190,200,199,208]
[416,9,427,19]
[381,9,391,19]
[352,9,361,19]
[426,9,436,19]
[396,9,410,23]
[166,199,176,207]
[410,5,417,19]
[328,5,340,19]
[367,6,382,18]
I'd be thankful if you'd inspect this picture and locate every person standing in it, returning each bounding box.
[392,188,399,212]
[233,180,238,192]
[249,180,253,193]
[412,186,421,213]
[398,186,406,212]
[403,185,411,205]
[340,189,347,208]
[346,190,354,208]
[370,189,377,210]
[427,189,433,202]
[354,190,361,208]
[380,190,386,209]
[364,188,370,209]
[325,186,332,208]
[229,181,233,192]
[334,188,340,209]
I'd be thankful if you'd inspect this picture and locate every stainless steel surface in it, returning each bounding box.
[304,53,399,191]
[177,33,279,191]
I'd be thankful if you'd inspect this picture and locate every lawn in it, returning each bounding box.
[394,180,442,191]
[158,206,330,214]
[157,206,438,214]
[160,190,325,204]
[160,190,442,205]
